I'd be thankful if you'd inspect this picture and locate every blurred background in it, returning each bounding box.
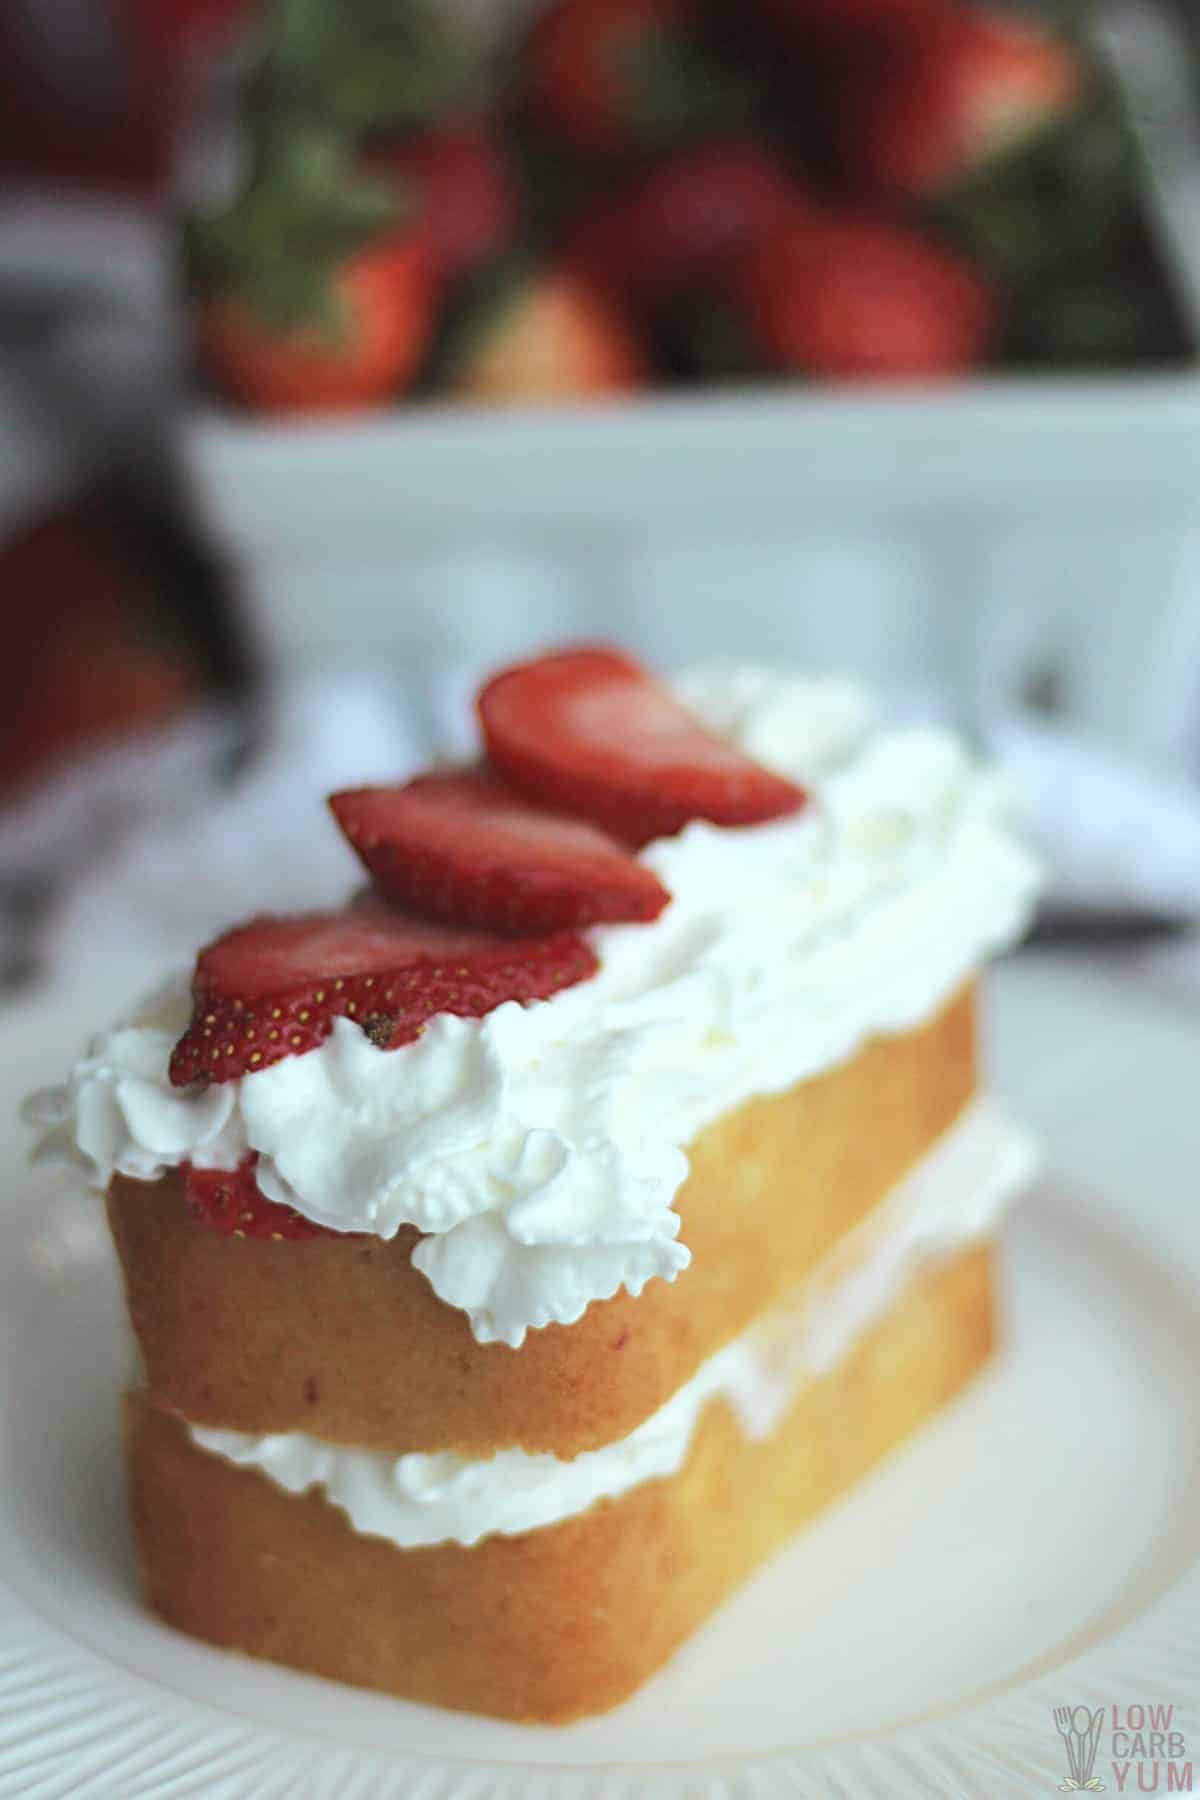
[2,0,1200,1002]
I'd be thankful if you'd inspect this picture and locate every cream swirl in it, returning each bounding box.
[25,669,1040,1349]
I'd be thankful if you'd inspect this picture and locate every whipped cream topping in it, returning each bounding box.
[188,1097,1038,1549]
[26,668,1040,1348]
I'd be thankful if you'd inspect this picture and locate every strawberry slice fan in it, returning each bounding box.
[168,647,807,1226]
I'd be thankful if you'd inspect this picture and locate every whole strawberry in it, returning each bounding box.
[565,140,798,310]
[126,0,252,60]
[197,233,434,416]
[837,3,1085,201]
[189,130,436,416]
[522,0,754,158]
[735,208,998,381]
[444,263,646,404]
[753,0,948,57]
[366,122,518,287]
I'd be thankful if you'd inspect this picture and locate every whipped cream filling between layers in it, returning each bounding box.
[26,668,1041,1349]
[187,1097,1038,1550]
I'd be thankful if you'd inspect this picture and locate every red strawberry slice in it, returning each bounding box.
[330,768,670,932]
[477,646,807,845]
[169,900,597,1086]
[182,1154,331,1240]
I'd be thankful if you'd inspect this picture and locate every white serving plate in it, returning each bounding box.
[0,948,1196,1798]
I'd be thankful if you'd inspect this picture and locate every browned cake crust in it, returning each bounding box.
[127,1240,995,1724]
[109,984,976,1458]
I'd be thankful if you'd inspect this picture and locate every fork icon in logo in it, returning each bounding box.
[1053,1705,1106,1791]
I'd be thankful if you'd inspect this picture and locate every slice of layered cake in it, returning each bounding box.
[28,647,1040,1722]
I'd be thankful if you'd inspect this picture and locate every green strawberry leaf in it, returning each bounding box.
[256,0,472,131]
[930,91,1139,279]
[185,125,403,336]
[1006,271,1184,366]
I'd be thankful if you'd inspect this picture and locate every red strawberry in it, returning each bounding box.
[755,0,946,49]
[330,769,670,932]
[838,5,1085,200]
[0,515,194,794]
[182,1155,331,1240]
[448,266,645,404]
[477,646,807,845]
[565,140,799,310]
[523,0,751,157]
[735,208,997,381]
[366,122,517,285]
[196,231,435,417]
[169,901,597,1086]
[125,0,252,59]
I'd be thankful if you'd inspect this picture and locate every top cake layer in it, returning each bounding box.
[104,984,977,1455]
[29,665,1039,1349]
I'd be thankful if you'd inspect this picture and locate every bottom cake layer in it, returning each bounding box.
[126,1241,996,1724]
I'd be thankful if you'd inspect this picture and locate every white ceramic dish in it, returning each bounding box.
[180,3,1200,776]
[184,0,1200,542]
[0,948,1196,1798]
[182,372,1200,787]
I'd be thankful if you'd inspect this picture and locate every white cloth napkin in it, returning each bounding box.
[989,711,1200,920]
[4,673,423,993]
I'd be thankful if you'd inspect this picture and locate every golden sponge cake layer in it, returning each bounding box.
[127,1239,995,1724]
[108,985,976,1459]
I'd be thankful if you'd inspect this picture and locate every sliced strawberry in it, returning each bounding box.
[330,769,670,932]
[182,1154,330,1240]
[477,646,806,844]
[169,901,597,1086]
[196,231,436,417]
